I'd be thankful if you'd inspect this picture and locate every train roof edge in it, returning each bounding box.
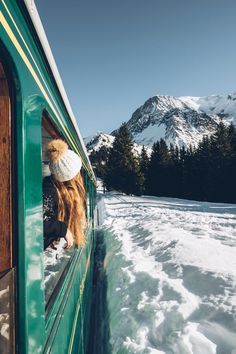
[22,0,95,181]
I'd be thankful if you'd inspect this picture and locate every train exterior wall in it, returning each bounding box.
[0,1,96,353]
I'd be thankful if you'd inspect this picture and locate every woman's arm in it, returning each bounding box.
[64,229,74,249]
[43,177,69,249]
[43,220,67,249]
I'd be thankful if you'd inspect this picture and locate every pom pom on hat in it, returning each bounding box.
[46,139,82,182]
[47,139,68,162]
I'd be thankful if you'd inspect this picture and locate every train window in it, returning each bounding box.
[42,116,75,306]
[42,115,87,308]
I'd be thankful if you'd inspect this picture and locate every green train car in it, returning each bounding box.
[0,1,96,353]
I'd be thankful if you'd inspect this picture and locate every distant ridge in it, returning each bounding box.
[85,93,236,152]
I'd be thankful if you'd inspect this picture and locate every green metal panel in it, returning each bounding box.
[44,229,95,353]
[0,24,46,354]
[0,1,97,353]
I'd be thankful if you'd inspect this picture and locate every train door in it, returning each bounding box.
[0,60,15,353]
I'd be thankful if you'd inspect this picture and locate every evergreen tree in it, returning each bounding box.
[194,135,213,200]
[228,123,236,202]
[183,145,195,199]
[89,146,110,179]
[139,146,149,194]
[146,139,170,196]
[104,123,143,195]
[178,145,187,197]
[209,122,231,201]
[146,141,160,196]
[168,143,181,197]
[94,120,236,203]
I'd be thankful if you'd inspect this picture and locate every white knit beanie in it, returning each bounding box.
[46,139,82,182]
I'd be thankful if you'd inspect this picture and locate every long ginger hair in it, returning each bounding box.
[54,173,87,246]
[46,139,87,246]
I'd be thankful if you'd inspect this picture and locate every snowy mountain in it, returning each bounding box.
[112,94,236,148]
[85,132,115,153]
[85,131,152,156]
[85,93,236,151]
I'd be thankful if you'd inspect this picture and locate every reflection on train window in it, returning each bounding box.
[0,270,15,354]
[44,240,75,304]
[42,115,78,307]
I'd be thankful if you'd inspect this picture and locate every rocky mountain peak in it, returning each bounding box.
[85,93,236,153]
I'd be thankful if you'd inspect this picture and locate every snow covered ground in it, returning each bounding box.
[96,193,236,354]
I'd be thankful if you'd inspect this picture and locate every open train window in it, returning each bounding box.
[42,114,76,308]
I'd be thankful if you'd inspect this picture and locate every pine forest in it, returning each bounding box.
[90,122,236,203]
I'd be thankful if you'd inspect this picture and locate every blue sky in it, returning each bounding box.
[36,0,236,137]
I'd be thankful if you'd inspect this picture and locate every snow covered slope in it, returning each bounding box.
[85,131,152,156]
[85,132,115,153]
[114,94,236,148]
[95,193,236,354]
[85,94,236,151]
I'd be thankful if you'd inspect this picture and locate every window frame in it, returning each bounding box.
[41,112,90,315]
